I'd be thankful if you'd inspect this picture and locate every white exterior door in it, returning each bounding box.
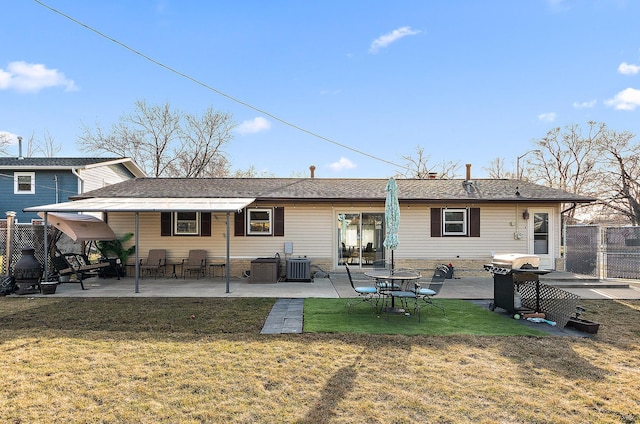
[528,209,554,269]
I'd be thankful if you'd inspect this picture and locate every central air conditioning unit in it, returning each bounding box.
[286,258,311,282]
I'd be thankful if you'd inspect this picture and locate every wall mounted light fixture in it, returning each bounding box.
[522,210,530,220]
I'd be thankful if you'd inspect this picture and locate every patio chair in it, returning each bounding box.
[181,249,207,279]
[344,264,379,313]
[140,249,166,279]
[413,268,446,315]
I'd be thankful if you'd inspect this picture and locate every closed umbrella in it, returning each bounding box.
[383,177,400,273]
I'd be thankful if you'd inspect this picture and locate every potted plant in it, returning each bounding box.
[96,233,135,277]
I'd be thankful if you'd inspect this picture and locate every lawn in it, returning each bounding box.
[1,297,639,423]
[303,298,548,336]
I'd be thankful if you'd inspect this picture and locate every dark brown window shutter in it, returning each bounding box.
[469,208,480,237]
[430,208,441,237]
[161,212,172,236]
[200,212,212,236]
[274,207,285,237]
[234,209,245,236]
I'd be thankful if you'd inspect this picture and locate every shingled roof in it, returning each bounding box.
[72,177,595,203]
[0,157,146,177]
[0,157,120,167]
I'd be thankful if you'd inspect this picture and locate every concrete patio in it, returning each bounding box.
[16,270,640,300]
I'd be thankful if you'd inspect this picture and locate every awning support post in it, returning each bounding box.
[134,212,139,293]
[226,211,230,294]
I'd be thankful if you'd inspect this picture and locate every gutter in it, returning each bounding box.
[71,167,85,194]
[561,202,578,215]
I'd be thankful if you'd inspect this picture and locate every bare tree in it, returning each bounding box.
[398,145,461,179]
[527,122,602,221]
[34,131,62,157]
[0,132,12,155]
[0,131,61,157]
[529,122,601,195]
[234,165,275,178]
[78,100,235,177]
[484,157,513,179]
[595,129,640,225]
[166,107,234,177]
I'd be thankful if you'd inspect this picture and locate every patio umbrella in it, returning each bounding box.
[383,177,400,273]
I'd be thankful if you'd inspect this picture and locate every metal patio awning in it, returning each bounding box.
[25,197,256,213]
[26,197,256,294]
[38,212,116,242]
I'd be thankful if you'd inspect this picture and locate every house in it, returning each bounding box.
[0,157,146,223]
[25,165,594,278]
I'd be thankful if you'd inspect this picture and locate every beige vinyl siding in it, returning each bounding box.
[80,164,134,192]
[105,205,335,263]
[104,201,562,271]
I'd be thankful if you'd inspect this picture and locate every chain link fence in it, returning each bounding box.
[566,224,640,280]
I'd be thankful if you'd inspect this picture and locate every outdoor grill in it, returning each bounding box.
[484,254,579,328]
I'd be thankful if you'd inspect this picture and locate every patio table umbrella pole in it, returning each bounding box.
[383,177,400,275]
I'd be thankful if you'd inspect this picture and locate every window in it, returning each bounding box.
[161,212,211,236]
[443,209,467,235]
[431,207,480,237]
[247,209,272,235]
[234,208,284,237]
[14,172,35,194]
[175,212,199,235]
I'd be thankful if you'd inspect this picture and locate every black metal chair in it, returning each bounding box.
[412,266,447,315]
[344,264,379,312]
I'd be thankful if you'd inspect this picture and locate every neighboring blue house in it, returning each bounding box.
[0,157,146,223]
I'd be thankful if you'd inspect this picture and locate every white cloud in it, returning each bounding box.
[573,99,596,109]
[618,62,640,75]
[537,112,557,123]
[0,61,78,93]
[329,157,357,172]
[0,131,19,143]
[236,117,271,135]
[605,87,640,110]
[369,26,421,54]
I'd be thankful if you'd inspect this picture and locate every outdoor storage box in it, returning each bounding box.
[250,257,280,283]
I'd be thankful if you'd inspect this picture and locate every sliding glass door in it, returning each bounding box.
[337,212,385,268]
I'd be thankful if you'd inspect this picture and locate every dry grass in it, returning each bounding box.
[1,297,639,423]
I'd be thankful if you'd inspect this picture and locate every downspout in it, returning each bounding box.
[71,167,85,194]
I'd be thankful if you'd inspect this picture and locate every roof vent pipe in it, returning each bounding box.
[18,136,23,160]
[309,165,316,178]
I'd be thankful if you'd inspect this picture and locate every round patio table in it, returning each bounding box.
[364,270,421,311]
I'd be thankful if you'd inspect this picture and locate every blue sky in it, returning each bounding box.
[2,0,640,178]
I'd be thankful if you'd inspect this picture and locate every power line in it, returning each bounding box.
[33,0,409,172]
[0,172,80,198]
